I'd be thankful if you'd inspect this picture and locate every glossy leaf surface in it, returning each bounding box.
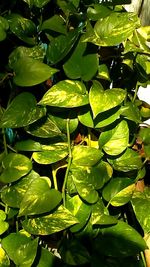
[22,205,79,235]
[39,80,89,107]
[72,145,103,166]
[99,120,129,156]
[0,247,10,267]
[0,153,32,183]
[0,93,46,128]
[0,210,9,235]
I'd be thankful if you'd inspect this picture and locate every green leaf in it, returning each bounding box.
[1,171,40,208]
[89,81,126,118]
[19,177,62,216]
[70,167,99,204]
[0,247,10,267]
[22,205,79,235]
[47,29,79,64]
[33,0,51,8]
[0,153,32,183]
[87,5,111,21]
[132,188,150,235]
[15,140,42,152]
[78,106,94,128]
[94,12,140,46]
[63,38,98,81]
[32,142,68,164]
[41,15,66,34]
[37,248,57,267]
[9,45,46,69]
[0,93,46,128]
[108,148,143,172]
[91,199,117,226]
[13,57,58,87]
[0,210,9,235]
[97,64,110,81]
[72,145,103,166]
[7,14,36,45]
[99,120,129,156]
[102,177,135,206]
[59,239,91,265]
[94,221,147,257]
[39,80,89,108]
[2,232,38,267]
[0,16,9,41]
[25,115,63,138]
[138,127,150,145]
[122,102,141,123]
[66,195,91,232]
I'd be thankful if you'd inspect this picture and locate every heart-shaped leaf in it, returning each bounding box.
[22,205,79,235]
[99,120,129,156]
[63,38,98,81]
[0,153,32,183]
[102,177,135,207]
[0,93,46,128]
[89,81,126,118]
[2,232,38,266]
[39,80,89,108]
[19,177,62,216]
[72,145,103,166]
[13,57,58,86]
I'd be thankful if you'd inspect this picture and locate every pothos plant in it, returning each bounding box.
[1,0,150,266]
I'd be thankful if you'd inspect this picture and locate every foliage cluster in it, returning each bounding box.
[1,0,150,266]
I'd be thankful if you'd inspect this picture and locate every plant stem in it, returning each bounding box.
[2,128,8,155]
[52,165,58,190]
[62,119,72,206]
[141,251,147,267]
[132,83,139,103]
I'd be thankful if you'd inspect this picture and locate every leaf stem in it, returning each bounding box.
[132,83,139,103]
[52,165,58,190]
[62,119,72,206]
[2,128,8,155]
[141,251,147,267]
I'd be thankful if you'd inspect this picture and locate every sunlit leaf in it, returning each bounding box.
[102,177,135,206]
[22,205,79,235]
[89,81,126,118]
[19,177,62,216]
[0,247,10,267]
[99,120,129,156]
[2,232,38,266]
[39,80,89,108]
[0,210,9,235]
[108,148,143,172]
[0,153,32,183]
[0,93,46,128]
[13,57,58,87]
[72,145,103,166]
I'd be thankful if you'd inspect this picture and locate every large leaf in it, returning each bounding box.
[47,29,79,64]
[0,247,10,267]
[9,45,46,68]
[94,221,147,257]
[91,198,118,226]
[37,248,57,267]
[132,188,150,235]
[32,142,68,164]
[93,12,140,46]
[122,102,141,123]
[108,148,143,172]
[0,93,46,128]
[22,205,79,235]
[70,167,100,204]
[0,210,9,235]
[39,80,89,108]
[87,4,111,21]
[19,177,62,216]
[99,120,129,156]
[41,15,66,34]
[66,195,91,232]
[63,38,98,81]
[0,153,32,183]
[25,115,64,138]
[89,81,126,118]
[2,232,38,267]
[102,177,135,206]
[1,171,40,208]
[0,16,9,41]
[7,14,36,45]
[13,57,58,87]
[72,145,103,166]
